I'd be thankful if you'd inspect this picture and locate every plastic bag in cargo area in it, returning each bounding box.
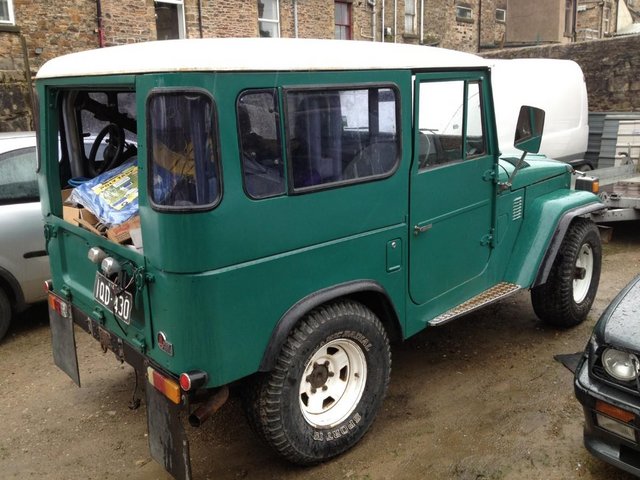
[69,160,138,225]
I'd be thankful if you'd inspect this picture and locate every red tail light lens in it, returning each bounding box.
[48,293,70,318]
[179,371,209,392]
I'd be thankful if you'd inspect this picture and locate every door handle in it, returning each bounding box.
[414,223,432,236]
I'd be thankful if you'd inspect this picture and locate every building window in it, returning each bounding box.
[456,6,473,21]
[258,0,280,38]
[405,0,417,34]
[155,0,185,40]
[335,1,352,39]
[603,5,611,34]
[495,8,506,23]
[0,0,15,25]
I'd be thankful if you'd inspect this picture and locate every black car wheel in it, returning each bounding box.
[244,300,391,465]
[532,218,602,327]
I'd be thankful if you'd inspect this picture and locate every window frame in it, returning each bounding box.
[283,82,402,195]
[455,5,473,21]
[146,87,223,213]
[495,8,506,23]
[155,0,186,40]
[236,88,286,200]
[405,0,417,35]
[258,0,281,38]
[334,1,352,40]
[0,0,15,25]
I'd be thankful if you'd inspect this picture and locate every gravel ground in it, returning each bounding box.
[1,222,639,480]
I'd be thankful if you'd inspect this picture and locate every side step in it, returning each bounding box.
[429,282,521,326]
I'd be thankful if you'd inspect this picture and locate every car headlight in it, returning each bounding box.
[602,348,639,382]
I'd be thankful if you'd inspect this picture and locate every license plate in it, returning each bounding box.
[93,272,133,324]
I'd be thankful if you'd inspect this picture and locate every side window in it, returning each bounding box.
[418,79,486,170]
[287,86,399,190]
[0,147,38,204]
[148,91,220,210]
[238,90,285,199]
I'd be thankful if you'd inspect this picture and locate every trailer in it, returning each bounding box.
[580,112,640,223]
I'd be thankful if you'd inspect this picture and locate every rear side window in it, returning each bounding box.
[148,91,220,210]
[237,90,285,199]
[286,86,399,190]
[0,146,38,204]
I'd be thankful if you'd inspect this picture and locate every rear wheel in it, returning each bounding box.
[243,300,391,465]
[0,288,12,342]
[531,218,601,327]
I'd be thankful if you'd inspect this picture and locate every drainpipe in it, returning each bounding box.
[293,0,299,37]
[381,0,385,42]
[599,1,604,38]
[420,0,424,43]
[371,0,376,41]
[96,0,105,47]
[393,0,397,42]
[477,0,482,52]
[198,0,204,38]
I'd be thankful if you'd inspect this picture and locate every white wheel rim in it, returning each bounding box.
[299,338,367,428]
[573,243,594,304]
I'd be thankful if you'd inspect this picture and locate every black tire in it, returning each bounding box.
[0,288,12,342]
[531,218,601,327]
[243,300,391,465]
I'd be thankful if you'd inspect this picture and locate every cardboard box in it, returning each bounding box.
[106,215,141,244]
[62,189,102,231]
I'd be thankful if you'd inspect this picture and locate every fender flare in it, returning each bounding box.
[258,280,397,372]
[532,202,605,288]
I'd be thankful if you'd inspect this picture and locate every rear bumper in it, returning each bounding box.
[49,292,192,480]
[574,356,640,477]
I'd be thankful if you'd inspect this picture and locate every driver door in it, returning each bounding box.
[409,71,496,310]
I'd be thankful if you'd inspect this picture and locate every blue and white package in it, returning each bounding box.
[68,160,139,225]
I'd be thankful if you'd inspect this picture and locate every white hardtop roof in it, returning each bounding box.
[36,38,488,79]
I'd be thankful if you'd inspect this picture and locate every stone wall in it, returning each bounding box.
[0,31,31,131]
[483,35,640,111]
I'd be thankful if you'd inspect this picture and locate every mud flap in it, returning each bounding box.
[554,352,583,374]
[145,381,192,480]
[49,301,80,387]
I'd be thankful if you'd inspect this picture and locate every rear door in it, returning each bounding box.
[409,71,496,308]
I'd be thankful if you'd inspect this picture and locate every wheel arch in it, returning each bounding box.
[532,202,605,288]
[258,280,402,372]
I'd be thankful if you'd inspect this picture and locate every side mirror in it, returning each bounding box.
[514,105,545,154]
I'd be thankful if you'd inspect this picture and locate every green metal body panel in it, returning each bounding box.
[37,66,602,388]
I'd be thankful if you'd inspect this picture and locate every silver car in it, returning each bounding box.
[0,131,49,341]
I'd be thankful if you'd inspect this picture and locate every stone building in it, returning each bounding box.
[0,0,513,130]
[1,0,632,131]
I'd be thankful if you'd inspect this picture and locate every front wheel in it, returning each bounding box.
[531,218,602,327]
[243,300,391,465]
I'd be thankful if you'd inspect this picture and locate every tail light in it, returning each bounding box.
[179,371,209,392]
[48,293,70,318]
[147,366,181,404]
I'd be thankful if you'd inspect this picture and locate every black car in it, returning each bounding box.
[574,274,640,476]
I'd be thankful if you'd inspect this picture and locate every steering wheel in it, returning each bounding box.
[88,123,125,176]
